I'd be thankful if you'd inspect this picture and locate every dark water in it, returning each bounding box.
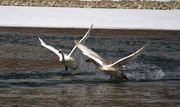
[0,30,180,107]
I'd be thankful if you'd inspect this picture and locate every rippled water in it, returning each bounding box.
[0,29,180,106]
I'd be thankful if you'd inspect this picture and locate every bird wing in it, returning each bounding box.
[110,42,150,68]
[68,24,93,57]
[75,41,106,66]
[38,36,62,58]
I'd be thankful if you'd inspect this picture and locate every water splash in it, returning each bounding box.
[122,62,165,81]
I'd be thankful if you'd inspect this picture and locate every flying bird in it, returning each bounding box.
[75,41,149,80]
[38,24,93,71]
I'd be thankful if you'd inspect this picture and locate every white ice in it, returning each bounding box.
[0,6,180,30]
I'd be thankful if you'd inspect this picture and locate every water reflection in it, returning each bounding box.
[0,81,180,107]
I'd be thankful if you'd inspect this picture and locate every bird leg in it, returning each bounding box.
[121,73,128,80]
[59,49,68,71]
[86,58,93,62]
[110,75,114,80]
[65,65,68,71]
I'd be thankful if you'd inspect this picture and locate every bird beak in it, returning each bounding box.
[59,49,62,53]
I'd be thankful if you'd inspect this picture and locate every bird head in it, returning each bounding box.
[58,49,62,53]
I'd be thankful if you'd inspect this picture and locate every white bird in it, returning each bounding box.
[38,24,93,71]
[75,41,149,80]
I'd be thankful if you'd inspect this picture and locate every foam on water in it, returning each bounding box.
[123,62,165,81]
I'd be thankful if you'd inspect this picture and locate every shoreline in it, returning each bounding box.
[0,27,180,37]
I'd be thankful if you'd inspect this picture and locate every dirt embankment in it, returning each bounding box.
[0,0,180,9]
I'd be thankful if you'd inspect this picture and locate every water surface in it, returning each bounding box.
[0,30,180,107]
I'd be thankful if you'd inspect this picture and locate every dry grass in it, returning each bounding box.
[0,0,179,9]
